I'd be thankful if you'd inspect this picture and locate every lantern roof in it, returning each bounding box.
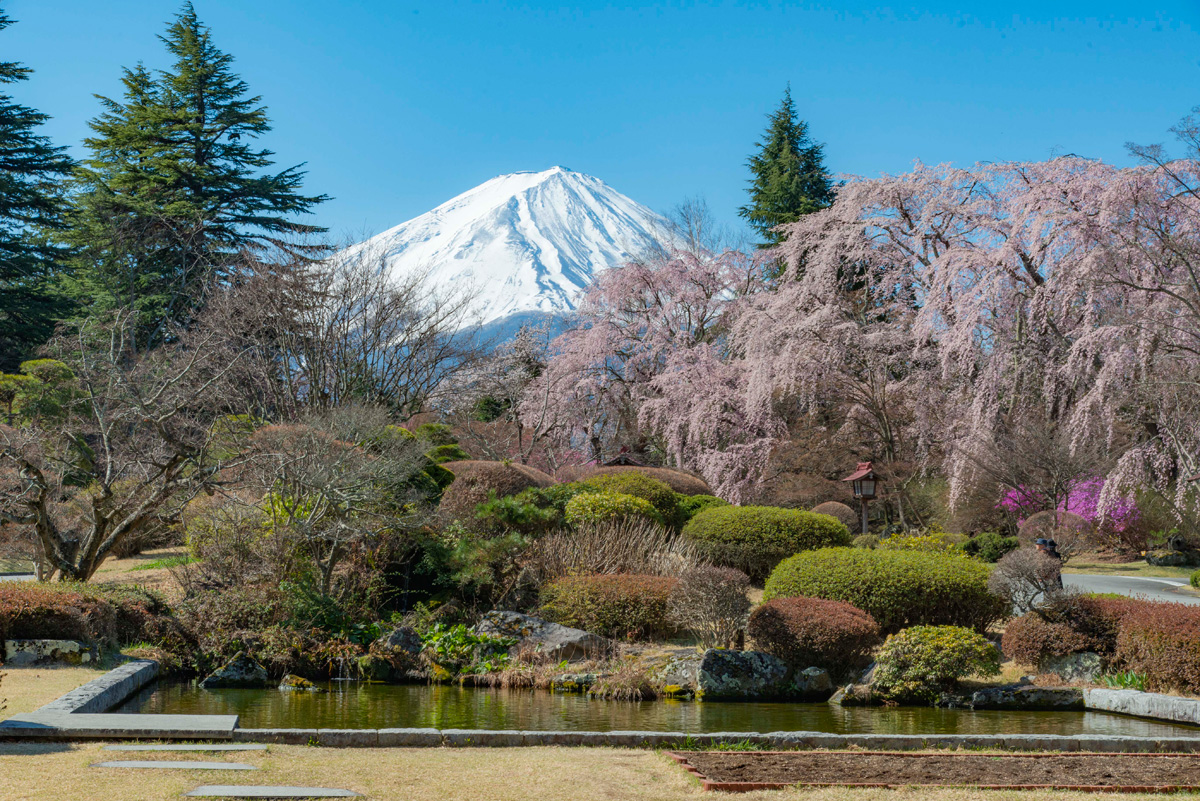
[842,461,876,482]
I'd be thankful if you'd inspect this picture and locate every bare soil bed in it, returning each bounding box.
[674,751,1200,791]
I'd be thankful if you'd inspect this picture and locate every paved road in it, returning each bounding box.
[1064,573,1200,604]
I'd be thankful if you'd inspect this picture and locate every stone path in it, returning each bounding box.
[90,760,256,770]
[185,787,361,798]
[104,744,268,752]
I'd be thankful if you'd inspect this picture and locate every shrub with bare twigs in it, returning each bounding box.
[988,547,1065,615]
[667,566,751,648]
[519,518,702,584]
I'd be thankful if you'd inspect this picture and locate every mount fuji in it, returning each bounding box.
[349,166,667,335]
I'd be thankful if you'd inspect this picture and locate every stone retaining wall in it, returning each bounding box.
[35,658,159,714]
[1085,689,1200,727]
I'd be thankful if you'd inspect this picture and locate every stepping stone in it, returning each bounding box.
[185,787,361,798]
[104,744,268,752]
[90,760,257,770]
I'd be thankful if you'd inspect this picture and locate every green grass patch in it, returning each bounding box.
[130,554,198,571]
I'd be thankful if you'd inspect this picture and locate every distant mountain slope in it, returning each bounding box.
[348,167,667,327]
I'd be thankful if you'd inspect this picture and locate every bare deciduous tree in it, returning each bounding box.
[0,311,243,580]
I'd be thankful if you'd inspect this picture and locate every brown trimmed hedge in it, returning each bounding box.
[763,547,1006,633]
[438,460,557,526]
[1001,595,1143,667]
[0,581,185,647]
[558,465,713,496]
[748,596,880,679]
[540,573,678,640]
[683,506,852,580]
[1116,603,1200,694]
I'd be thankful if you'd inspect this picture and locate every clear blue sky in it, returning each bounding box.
[7,1,1200,240]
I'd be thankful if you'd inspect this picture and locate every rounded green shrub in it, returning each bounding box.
[682,506,852,580]
[1191,570,1200,590]
[747,596,880,679]
[852,534,879,549]
[962,531,1020,563]
[763,547,1007,633]
[577,471,679,522]
[676,494,730,524]
[873,625,1000,704]
[540,574,677,639]
[564,491,661,527]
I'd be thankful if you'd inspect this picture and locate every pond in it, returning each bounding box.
[116,680,1200,736]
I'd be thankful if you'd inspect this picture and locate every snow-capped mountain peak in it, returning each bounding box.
[349,167,667,327]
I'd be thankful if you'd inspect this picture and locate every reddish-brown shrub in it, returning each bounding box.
[747,596,881,679]
[556,465,713,496]
[540,574,678,640]
[811,502,859,533]
[1115,603,1200,693]
[1002,594,1145,667]
[438,461,557,526]
[0,581,184,648]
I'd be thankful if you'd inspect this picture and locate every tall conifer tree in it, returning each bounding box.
[67,2,328,345]
[738,86,835,247]
[0,7,74,370]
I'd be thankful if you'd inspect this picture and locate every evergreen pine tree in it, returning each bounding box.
[738,86,835,247]
[0,7,74,370]
[67,2,328,345]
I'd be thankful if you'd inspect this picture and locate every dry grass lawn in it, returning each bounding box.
[91,546,190,600]
[1,665,108,716]
[3,743,1200,801]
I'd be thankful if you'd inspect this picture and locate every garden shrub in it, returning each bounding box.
[519,518,702,584]
[577,471,679,522]
[564,490,661,527]
[878,527,968,554]
[747,596,880,678]
[438,460,557,528]
[667,566,751,649]
[873,625,1000,703]
[852,535,879,549]
[763,547,1007,633]
[558,465,713,496]
[676,494,729,524]
[963,531,1019,563]
[0,581,184,647]
[1114,602,1200,694]
[811,501,859,532]
[540,574,678,639]
[683,506,852,580]
[1192,570,1200,590]
[987,548,1066,615]
[1001,594,1143,667]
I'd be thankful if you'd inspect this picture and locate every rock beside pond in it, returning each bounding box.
[279,673,325,692]
[552,672,598,691]
[474,611,610,662]
[830,683,877,706]
[791,666,833,698]
[696,649,789,699]
[200,651,269,689]
[375,625,423,656]
[1039,651,1102,683]
[970,685,1084,710]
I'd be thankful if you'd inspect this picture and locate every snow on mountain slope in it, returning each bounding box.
[349,167,667,326]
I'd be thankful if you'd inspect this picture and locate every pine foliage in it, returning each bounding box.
[738,86,835,247]
[65,2,328,344]
[0,7,74,370]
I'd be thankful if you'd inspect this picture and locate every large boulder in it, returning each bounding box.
[696,649,789,699]
[279,673,325,692]
[474,611,611,662]
[200,651,269,689]
[791,666,833,698]
[1039,651,1103,683]
[970,685,1084,710]
[375,626,423,657]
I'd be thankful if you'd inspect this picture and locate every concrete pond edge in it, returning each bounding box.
[4,660,1200,749]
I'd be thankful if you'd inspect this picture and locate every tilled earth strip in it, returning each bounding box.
[671,751,1200,792]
